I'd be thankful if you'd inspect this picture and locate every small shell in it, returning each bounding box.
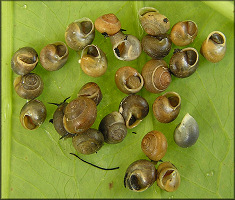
[40,41,69,71]
[80,45,108,77]
[138,7,170,35]
[119,94,149,129]
[11,47,38,75]
[14,73,44,99]
[170,20,198,46]
[95,13,121,36]
[153,91,181,123]
[109,31,142,61]
[174,113,199,148]
[157,162,180,192]
[65,18,95,51]
[124,159,157,192]
[77,82,102,106]
[63,96,97,134]
[169,47,199,78]
[115,66,144,94]
[72,128,104,154]
[141,130,168,161]
[200,31,226,63]
[99,111,127,144]
[141,34,172,59]
[141,59,171,94]
[20,99,47,130]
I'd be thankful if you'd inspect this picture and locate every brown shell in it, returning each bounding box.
[63,96,97,134]
[153,91,181,123]
[115,66,144,94]
[141,59,171,94]
[141,130,168,161]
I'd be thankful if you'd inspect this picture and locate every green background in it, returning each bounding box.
[1,1,234,198]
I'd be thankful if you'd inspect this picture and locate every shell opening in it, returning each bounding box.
[162,170,174,185]
[185,50,197,66]
[126,76,142,90]
[128,115,137,127]
[23,115,37,130]
[210,33,224,44]
[187,21,197,36]
[130,174,141,191]
[87,46,99,57]
[56,44,67,57]
[168,96,180,108]
[115,42,126,57]
[81,21,93,34]
[19,55,37,64]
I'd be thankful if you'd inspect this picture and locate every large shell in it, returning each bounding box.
[63,96,97,134]
[138,7,170,35]
[141,130,168,161]
[40,41,69,71]
[141,59,171,94]
[20,99,47,130]
[119,94,149,129]
[124,159,157,192]
[14,73,44,99]
[11,47,38,75]
[99,111,127,144]
[65,17,95,51]
[115,66,144,94]
[200,31,226,63]
[153,91,181,123]
[80,45,108,77]
[109,31,142,61]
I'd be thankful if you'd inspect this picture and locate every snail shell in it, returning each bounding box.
[153,91,181,123]
[119,94,149,129]
[63,96,97,134]
[115,66,144,94]
[141,130,168,161]
[65,17,95,51]
[109,31,142,61]
[11,47,38,75]
[80,45,108,77]
[169,47,199,78]
[141,59,171,94]
[95,13,121,36]
[174,113,199,148]
[200,31,226,63]
[98,111,127,144]
[156,161,180,192]
[170,20,198,46]
[20,99,47,130]
[138,7,170,35]
[14,73,44,99]
[72,128,104,154]
[39,41,69,71]
[124,159,157,192]
[77,82,102,106]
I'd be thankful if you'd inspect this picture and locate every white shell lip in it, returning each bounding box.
[81,44,101,58]
[162,91,181,110]
[206,31,226,45]
[74,17,95,37]
[182,47,199,67]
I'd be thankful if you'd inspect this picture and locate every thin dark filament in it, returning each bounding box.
[48,96,71,106]
[69,153,119,171]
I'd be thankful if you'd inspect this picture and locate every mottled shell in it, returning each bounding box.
[11,47,38,75]
[200,31,226,63]
[141,130,168,161]
[63,96,97,134]
[141,59,171,94]
[153,92,181,123]
[65,17,95,51]
[20,99,47,130]
[170,20,198,46]
[157,162,180,192]
[124,159,157,192]
[115,66,144,94]
[174,113,199,148]
[141,34,172,59]
[109,31,142,61]
[40,41,69,71]
[119,94,149,129]
[77,82,102,106]
[95,13,121,36]
[169,47,199,78]
[99,111,127,144]
[14,73,44,99]
[80,45,108,77]
[138,7,170,35]
[72,128,104,154]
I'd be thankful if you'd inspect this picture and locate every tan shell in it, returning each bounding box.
[115,66,144,94]
[141,59,171,93]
